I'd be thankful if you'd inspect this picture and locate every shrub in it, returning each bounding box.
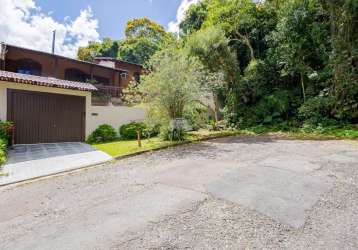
[298,96,336,126]
[0,120,13,142]
[160,119,187,141]
[160,126,186,141]
[143,123,161,138]
[254,90,293,124]
[0,138,8,166]
[87,124,117,144]
[119,122,147,140]
[184,104,209,131]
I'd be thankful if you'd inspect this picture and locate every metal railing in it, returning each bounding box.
[94,85,123,98]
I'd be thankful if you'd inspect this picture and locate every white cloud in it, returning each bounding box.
[0,0,100,58]
[168,0,201,33]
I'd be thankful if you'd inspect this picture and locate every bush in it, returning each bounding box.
[254,90,293,124]
[160,126,186,141]
[87,124,117,144]
[160,119,187,141]
[0,138,8,166]
[298,96,336,126]
[0,120,13,143]
[184,104,209,131]
[119,122,147,139]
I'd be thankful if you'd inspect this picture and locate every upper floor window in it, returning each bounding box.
[93,75,110,85]
[120,72,128,80]
[15,59,42,76]
[65,68,90,82]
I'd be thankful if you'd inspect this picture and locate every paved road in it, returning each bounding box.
[0,136,357,249]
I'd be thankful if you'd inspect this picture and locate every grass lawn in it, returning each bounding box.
[93,137,182,157]
[93,130,239,158]
[93,127,357,158]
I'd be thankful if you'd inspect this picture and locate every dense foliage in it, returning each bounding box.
[0,138,6,166]
[78,17,168,67]
[179,0,357,127]
[0,121,12,166]
[137,44,210,140]
[80,0,357,137]
[87,124,117,144]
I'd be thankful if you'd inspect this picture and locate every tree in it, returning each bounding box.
[140,46,204,120]
[186,26,239,121]
[186,26,239,83]
[78,18,168,66]
[77,38,118,62]
[125,17,167,42]
[118,37,161,65]
[118,18,169,66]
[325,0,358,121]
[269,0,330,102]
[179,0,209,36]
[204,0,277,65]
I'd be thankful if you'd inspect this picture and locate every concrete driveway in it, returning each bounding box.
[0,142,112,186]
[0,136,357,249]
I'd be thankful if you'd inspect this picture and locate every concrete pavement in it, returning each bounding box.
[0,142,112,186]
[0,136,357,249]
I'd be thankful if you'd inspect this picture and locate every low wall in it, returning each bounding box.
[87,106,146,136]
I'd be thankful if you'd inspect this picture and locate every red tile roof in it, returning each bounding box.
[0,70,97,92]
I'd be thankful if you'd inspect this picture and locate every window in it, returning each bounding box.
[93,75,110,85]
[65,68,90,82]
[15,59,42,76]
[120,72,128,79]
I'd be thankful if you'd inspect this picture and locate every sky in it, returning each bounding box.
[0,0,200,58]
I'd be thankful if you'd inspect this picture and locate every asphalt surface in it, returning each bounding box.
[0,136,357,249]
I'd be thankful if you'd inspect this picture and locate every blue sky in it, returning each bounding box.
[36,0,182,39]
[0,0,199,57]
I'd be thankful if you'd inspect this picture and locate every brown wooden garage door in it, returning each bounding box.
[7,89,86,144]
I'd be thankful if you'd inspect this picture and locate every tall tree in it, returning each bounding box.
[141,45,203,120]
[78,18,167,66]
[269,0,330,102]
[77,38,118,61]
[125,17,167,42]
[326,0,358,120]
[179,0,209,36]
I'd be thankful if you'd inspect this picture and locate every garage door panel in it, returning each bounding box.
[7,89,85,144]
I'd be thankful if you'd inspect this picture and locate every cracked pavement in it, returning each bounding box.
[0,136,357,249]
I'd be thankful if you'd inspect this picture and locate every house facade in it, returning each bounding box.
[0,43,145,144]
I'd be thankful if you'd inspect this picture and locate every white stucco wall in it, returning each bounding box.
[0,81,146,139]
[87,106,146,135]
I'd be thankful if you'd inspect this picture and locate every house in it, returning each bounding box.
[0,43,145,144]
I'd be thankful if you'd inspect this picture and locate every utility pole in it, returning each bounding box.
[0,42,7,70]
[52,30,56,54]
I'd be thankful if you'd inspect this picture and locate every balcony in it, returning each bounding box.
[92,85,124,106]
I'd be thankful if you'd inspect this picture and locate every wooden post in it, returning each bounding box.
[10,123,15,148]
[137,129,142,147]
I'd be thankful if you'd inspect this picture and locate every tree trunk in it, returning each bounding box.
[235,31,255,60]
[213,92,220,124]
[300,72,306,102]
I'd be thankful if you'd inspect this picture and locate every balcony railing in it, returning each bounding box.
[94,85,123,98]
[92,85,124,106]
